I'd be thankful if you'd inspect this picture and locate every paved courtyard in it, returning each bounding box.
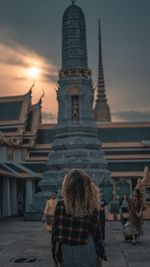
[0,218,150,267]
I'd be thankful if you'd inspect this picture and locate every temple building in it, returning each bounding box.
[0,2,150,219]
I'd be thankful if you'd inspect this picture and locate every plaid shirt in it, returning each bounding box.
[52,200,101,245]
[51,200,107,262]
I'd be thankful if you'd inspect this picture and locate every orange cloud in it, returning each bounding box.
[0,41,58,119]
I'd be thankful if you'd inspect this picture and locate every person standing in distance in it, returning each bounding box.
[44,191,58,232]
[129,189,145,244]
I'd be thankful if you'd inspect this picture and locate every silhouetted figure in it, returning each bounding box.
[100,199,106,241]
[110,195,120,220]
[120,194,129,225]
[129,189,145,244]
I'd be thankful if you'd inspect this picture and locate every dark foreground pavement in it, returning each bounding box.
[0,218,150,267]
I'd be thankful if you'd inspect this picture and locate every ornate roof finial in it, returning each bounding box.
[25,80,35,98]
[39,88,45,105]
[71,0,77,5]
[29,80,35,94]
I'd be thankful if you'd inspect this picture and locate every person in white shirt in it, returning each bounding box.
[44,192,58,232]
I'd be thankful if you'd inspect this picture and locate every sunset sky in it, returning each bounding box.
[0,0,150,122]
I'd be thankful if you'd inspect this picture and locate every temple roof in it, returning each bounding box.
[36,123,150,144]
[0,161,41,178]
[23,100,42,145]
[0,88,42,146]
[97,125,150,142]
[0,101,22,121]
[0,90,31,123]
[1,121,150,179]
[108,161,150,173]
[22,162,47,173]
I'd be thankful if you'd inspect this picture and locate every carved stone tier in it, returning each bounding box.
[34,2,110,213]
[59,68,91,79]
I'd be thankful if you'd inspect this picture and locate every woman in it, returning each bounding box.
[120,194,129,226]
[129,189,144,244]
[51,169,107,267]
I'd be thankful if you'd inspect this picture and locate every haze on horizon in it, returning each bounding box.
[0,0,150,123]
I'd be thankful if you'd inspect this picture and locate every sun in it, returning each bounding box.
[27,67,40,79]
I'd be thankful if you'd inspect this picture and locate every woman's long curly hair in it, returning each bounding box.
[62,169,100,217]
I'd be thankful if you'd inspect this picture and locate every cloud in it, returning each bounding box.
[0,28,58,115]
[0,43,57,81]
[0,26,57,81]
[112,110,150,122]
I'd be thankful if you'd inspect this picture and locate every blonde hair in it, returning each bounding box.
[62,169,100,217]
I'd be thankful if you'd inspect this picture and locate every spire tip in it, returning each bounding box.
[71,0,77,5]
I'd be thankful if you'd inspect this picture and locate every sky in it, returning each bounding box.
[0,0,150,123]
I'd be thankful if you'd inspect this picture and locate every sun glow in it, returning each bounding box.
[27,67,40,79]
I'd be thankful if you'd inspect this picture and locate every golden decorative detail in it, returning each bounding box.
[72,109,79,121]
[0,131,20,146]
[29,80,35,93]
[59,68,91,79]
[72,96,79,121]
[68,86,82,94]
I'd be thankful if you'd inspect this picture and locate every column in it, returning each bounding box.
[25,179,33,213]
[10,178,17,216]
[2,177,11,217]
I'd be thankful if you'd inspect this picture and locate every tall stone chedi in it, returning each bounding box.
[36,2,110,208]
[94,20,111,122]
